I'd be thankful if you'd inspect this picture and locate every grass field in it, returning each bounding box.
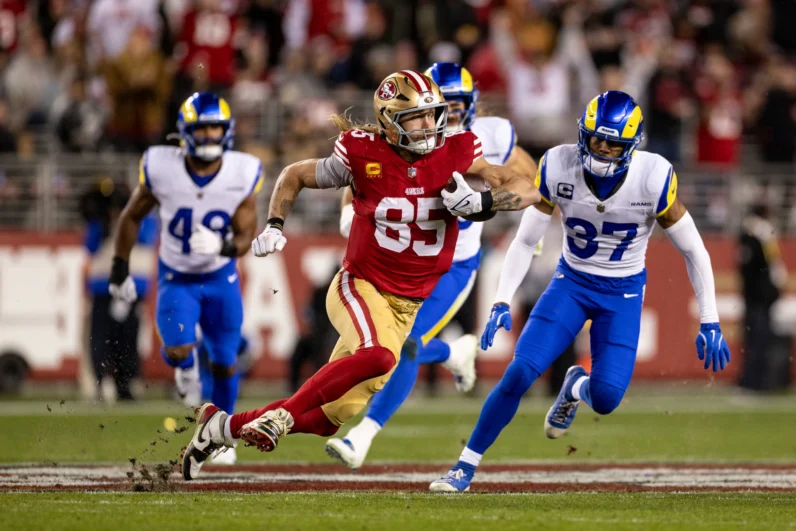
[2,390,796,530]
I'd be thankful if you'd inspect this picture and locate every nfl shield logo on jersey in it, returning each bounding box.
[407,167,417,178]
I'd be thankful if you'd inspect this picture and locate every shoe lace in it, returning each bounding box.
[552,400,577,424]
[447,469,465,481]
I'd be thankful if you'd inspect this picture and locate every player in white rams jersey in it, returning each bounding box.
[109,93,261,464]
[326,63,537,470]
[431,90,732,492]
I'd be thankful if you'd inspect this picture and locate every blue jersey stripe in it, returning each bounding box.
[501,124,516,165]
[656,166,673,215]
[249,162,263,195]
[538,154,551,203]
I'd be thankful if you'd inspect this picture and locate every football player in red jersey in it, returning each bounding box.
[181,70,541,480]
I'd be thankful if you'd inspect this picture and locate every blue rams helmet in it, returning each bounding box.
[177,92,235,161]
[424,62,479,132]
[577,91,643,179]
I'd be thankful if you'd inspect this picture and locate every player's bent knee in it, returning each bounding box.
[401,335,420,360]
[589,381,625,415]
[497,358,540,397]
[164,344,193,363]
[210,362,236,379]
[356,345,396,377]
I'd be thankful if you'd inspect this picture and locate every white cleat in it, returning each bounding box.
[443,334,478,392]
[175,363,201,408]
[181,403,234,481]
[325,438,367,470]
[208,446,237,466]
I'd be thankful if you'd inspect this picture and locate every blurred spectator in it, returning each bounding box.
[2,26,59,131]
[51,74,106,153]
[0,0,27,72]
[242,0,285,71]
[231,32,273,112]
[694,46,743,166]
[750,58,796,163]
[738,203,788,392]
[175,0,240,94]
[102,25,172,152]
[283,0,366,51]
[0,99,17,153]
[645,50,695,163]
[346,2,390,89]
[36,0,70,49]
[86,0,161,65]
[492,14,574,158]
[82,178,157,401]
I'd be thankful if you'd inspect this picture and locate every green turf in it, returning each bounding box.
[1,492,794,531]
[3,399,796,464]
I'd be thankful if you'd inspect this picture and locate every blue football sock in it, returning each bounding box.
[212,372,239,414]
[197,342,213,400]
[453,460,476,477]
[415,337,451,364]
[366,351,420,427]
[160,347,195,369]
[467,359,540,454]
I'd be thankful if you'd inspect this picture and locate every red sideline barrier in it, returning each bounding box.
[1,232,794,382]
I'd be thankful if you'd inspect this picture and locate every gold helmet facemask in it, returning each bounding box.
[373,70,448,155]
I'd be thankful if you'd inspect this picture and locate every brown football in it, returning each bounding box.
[445,173,497,222]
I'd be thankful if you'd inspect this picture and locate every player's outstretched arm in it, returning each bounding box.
[443,156,540,217]
[228,195,258,257]
[252,159,322,257]
[339,187,354,238]
[482,202,554,350]
[110,183,158,302]
[505,145,537,176]
[658,198,731,372]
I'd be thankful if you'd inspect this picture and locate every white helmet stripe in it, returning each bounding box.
[401,70,430,92]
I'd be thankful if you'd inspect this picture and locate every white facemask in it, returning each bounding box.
[583,153,619,177]
[194,144,223,161]
[404,134,437,154]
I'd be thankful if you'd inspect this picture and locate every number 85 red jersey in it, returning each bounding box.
[316,129,483,299]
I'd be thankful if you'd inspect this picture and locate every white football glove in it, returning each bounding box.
[252,225,287,257]
[339,203,354,238]
[109,276,137,303]
[109,298,132,322]
[189,224,224,255]
[442,171,482,217]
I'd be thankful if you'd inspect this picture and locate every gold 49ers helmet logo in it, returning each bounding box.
[378,80,397,100]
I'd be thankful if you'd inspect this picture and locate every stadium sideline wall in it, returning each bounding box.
[1,232,794,382]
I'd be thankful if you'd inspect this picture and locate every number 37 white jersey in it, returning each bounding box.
[141,146,263,274]
[535,144,678,277]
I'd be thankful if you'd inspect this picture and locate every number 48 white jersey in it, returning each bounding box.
[536,144,678,277]
[454,116,517,262]
[141,146,263,274]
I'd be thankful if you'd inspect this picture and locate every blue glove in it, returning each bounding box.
[480,303,512,350]
[696,323,731,372]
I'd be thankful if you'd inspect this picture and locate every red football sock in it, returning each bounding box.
[281,346,395,418]
[229,398,287,438]
[291,407,339,437]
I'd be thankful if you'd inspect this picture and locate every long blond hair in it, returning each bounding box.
[329,111,381,135]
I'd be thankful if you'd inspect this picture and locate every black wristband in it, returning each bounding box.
[220,239,238,258]
[109,257,129,285]
[266,217,285,231]
[480,190,494,213]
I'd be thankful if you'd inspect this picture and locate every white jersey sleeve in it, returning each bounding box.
[470,116,516,166]
[146,147,262,274]
[451,117,517,263]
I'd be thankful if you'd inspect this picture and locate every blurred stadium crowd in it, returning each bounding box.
[0,0,794,231]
